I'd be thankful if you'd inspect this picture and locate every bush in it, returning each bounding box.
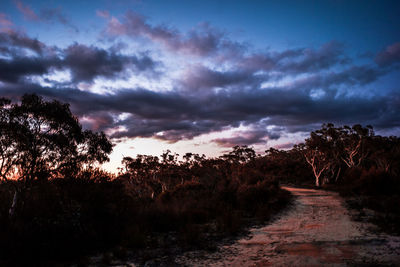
[0,147,293,264]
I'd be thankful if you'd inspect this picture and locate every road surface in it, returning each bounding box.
[175,186,400,266]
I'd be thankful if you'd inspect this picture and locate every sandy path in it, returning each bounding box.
[175,186,400,266]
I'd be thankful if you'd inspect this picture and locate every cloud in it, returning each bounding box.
[287,65,385,91]
[273,142,296,150]
[39,8,78,32]
[104,11,243,57]
[240,41,348,74]
[375,42,400,67]
[280,41,349,73]
[0,14,398,148]
[80,111,115,131]
[14,1,78,32]
[15,0,39,21]
[1,79,398,144]
[96,10,110,19]
[0,13,14,31]
[179,65,259,92]
[0,56,59,83]
[0,32,159,83]
[213,125,280,147]
[0,30,47,55]
[64,43,158,82]
[102,11,349,76]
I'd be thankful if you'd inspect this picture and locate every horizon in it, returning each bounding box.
[0,0,399,172]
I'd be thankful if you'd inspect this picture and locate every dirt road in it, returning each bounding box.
[175,186,400,266]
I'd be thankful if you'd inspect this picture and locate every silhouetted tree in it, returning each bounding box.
[0,94,112,181]
[370,135,400,176]
[0,94,113,216]
[220,145,256,164]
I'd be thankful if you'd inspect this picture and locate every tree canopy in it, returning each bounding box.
[0,94,113,181]
[302,123,399,186]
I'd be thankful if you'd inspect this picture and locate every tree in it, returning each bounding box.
[370,135,400,176]
[220,145,256,164]
[0,97,18,180]
[303,124,339,187]
[0,94,113,216]
[302,123,375,187]
[0,94,113,181]
[339,124,373,168]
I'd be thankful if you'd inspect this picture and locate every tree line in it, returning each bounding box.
[0,94,399,263]
[2,94,398,190]
[0,94,292,264]
[300,123,400,187]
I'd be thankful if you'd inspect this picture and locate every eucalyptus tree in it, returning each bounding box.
[339,124,374,168]
[370,135,400,176]
[303,124,340,187]
[303,123,375,186]
[220,145,256,164]
[0,94,113,217]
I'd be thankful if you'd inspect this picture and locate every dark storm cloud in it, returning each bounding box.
[0,31,59,83]
[0,30,47,55]
[111,119,224,141]
[0,56,59,83]
[105,11,244,57]
[1,79,398,143]
[0,31,159,83]
[64,44,158,82]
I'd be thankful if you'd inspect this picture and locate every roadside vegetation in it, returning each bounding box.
[0,94,291,265]
[282,123,400,235]
[0,94,398,264]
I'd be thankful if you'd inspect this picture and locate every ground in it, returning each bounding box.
[174,186,400,266]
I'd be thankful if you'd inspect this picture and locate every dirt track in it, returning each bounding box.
[175,186,400,266]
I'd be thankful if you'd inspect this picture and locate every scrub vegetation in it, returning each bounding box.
[0,95,398,264]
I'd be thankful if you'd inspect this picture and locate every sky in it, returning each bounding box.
[0,0,399,172]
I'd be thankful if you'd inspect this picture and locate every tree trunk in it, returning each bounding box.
[335,167,342,182]
[9,189,18,218]
[315,175,320,187]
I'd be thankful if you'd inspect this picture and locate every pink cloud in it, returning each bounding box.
[96,10,110,19]
[15,0,39,21]
[375,42,400,66]
[273,142,295,150]
[0,13,14,32]
[213,130,270,148]
[80,113,114,131]
[107,17,126,35]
